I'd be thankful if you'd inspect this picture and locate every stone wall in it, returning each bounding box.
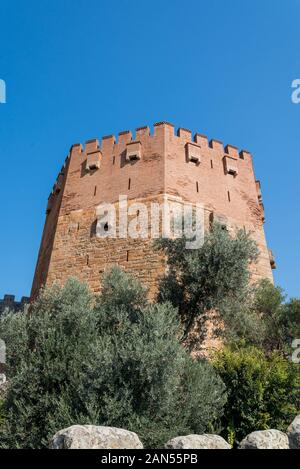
[0,294,30,316]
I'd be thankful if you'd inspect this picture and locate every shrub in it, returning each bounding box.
[213,346,300,445]
[0,400,5,427]
[283,299,300,335]
[248,279,300,353]
[0,267,226,448]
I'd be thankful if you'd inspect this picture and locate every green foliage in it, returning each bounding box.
[247,279,300,353]
[281,298,300,345]
[0,267,226,449]
[0,400,5,427]
[156,224,259,344]
[213,346,300,445]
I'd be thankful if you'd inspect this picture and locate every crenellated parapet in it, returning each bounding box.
[46,153,71,214]
[0,294,30,315]
[44,121,267,227]
[63,122,254,162]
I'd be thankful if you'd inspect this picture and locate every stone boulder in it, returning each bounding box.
[0,377,8,399]
[49,425,143,449]
[239,430,289,449]
[165,434,231,449]
[0,373,6,386]
[287,415,300,449]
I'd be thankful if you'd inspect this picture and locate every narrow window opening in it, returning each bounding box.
[86,255,89,266]
[137,209,140,216]
[128,178,131,190]
[113,156,115,165]
[126,250,129,262]
[94,186,97,196]
[103,222,109,232]
[227,191,231,202]
[209,212,214,230]
[196,181,199,193]
[211,160,213,169]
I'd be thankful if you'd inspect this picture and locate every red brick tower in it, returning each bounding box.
[31,122,274,299]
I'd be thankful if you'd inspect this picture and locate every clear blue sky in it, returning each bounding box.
[0,0,299,300]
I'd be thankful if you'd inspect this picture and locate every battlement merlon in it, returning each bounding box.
[85,139,100,154]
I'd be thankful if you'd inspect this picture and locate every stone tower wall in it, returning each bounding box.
[31,122,274,299]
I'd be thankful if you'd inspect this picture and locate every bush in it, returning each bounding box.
[213,346,300,446]
[0,267,226,448]
[0,400,5,428]
[279,297,300,349]
[247,279,300,353]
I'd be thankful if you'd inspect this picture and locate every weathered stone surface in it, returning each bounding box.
[165,434,231,449]
[287,415,300,449]
[0,378,9,400]
[239,430,289,449]
[49,425,143,449]
[0,373,6,386]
